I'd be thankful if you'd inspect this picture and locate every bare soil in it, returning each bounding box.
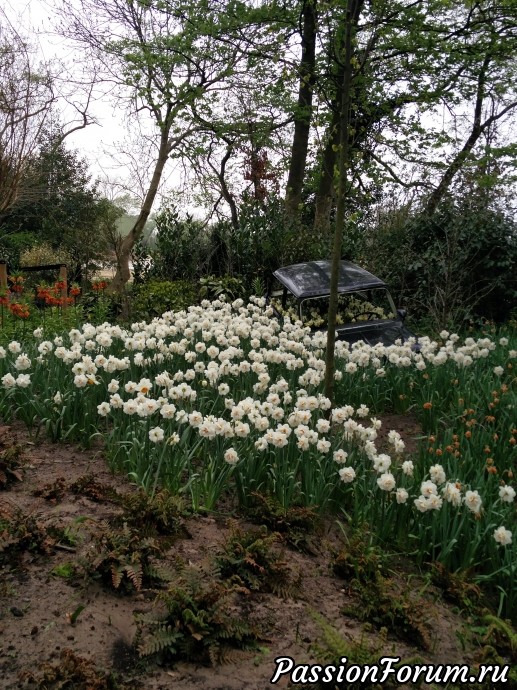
[0,418,499,690]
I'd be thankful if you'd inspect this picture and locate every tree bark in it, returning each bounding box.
[313,107,340,241]
[324,0,365,405]
[284,0,317,221]
[106,126,171,295]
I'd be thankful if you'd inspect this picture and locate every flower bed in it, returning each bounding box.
[0,298,515,619]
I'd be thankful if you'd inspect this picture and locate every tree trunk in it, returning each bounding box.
[324,0,364,405]
[313,107,340,241]
[106,127,171,295]
[284,0,317,221]
[423,54,517,215]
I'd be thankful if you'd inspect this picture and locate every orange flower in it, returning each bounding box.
[423,402,433,410]
[484,446,491,454]
[465,431,472,439]
[429,435,436,444]
[435,448,443,456]
[485,415,496,423]
[486,466,498,475]
[510,438,516,446]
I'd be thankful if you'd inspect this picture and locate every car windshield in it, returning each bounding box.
[301,289,396,327]
[271,286,396,327]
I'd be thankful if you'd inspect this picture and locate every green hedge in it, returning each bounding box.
[131,280,198,320]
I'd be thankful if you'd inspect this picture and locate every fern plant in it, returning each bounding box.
[135,564,262,665]
[343,574,433,651]
[84,522,169,593]
[215,524,301,599]
[0,506,54,565]
[245,492,320,554]
[310,612,419,690]
[0,442,24,489]
[120,488,184,536]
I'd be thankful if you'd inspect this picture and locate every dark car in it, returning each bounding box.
[270,260,417,347]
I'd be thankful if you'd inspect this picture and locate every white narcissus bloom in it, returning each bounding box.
[333,448,348,465]
[373,454,391,473]
[14,354,31,370]
[429,464,446,485]
[493,366,504,376]
[420,480,438,497]
[33,327,43,338]
[123,400,138,415]
[426,494,443,510]
[255,438,268,451]
[53,391,63,405]
[356,404,369,418]
[137,378,153,394]
[493,526,512,546]
[160,404,176,419]
[0,346,6,358]
[234,422,250,438]
[107,379,119,394]
[97,402,111,417]
[317,438,331,454]
[396,488,409,504]
[188,411,203,427]
[297,437,310,451]
[110,394,123,409]
[316,419,330,434]
[338,466,356,483]
[74,374,88,388]
[499,337,509,347]
[8,341,22,353]
[38,341,53,355]
[377,472,396,491]
[414,496,429,513]
[224,447,239,465]
[16,374,31,388]
[217,383,230,396]
[442,482,462,507]
[167,432,180,446]
[149,427,165,443]
[498,485,516,503]
[464,490,482,514]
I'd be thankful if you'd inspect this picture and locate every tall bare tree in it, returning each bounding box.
[56,0,246,293]
[0,13,55,218]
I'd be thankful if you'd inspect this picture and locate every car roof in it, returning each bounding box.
[273,260,386,299]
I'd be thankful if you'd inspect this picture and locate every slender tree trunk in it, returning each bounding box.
[284,0,317,221]
[313,107,340,240]
[324,0,364,405]
[107,127,171,295]
[218,147,239,229]
[423,54,517,216]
